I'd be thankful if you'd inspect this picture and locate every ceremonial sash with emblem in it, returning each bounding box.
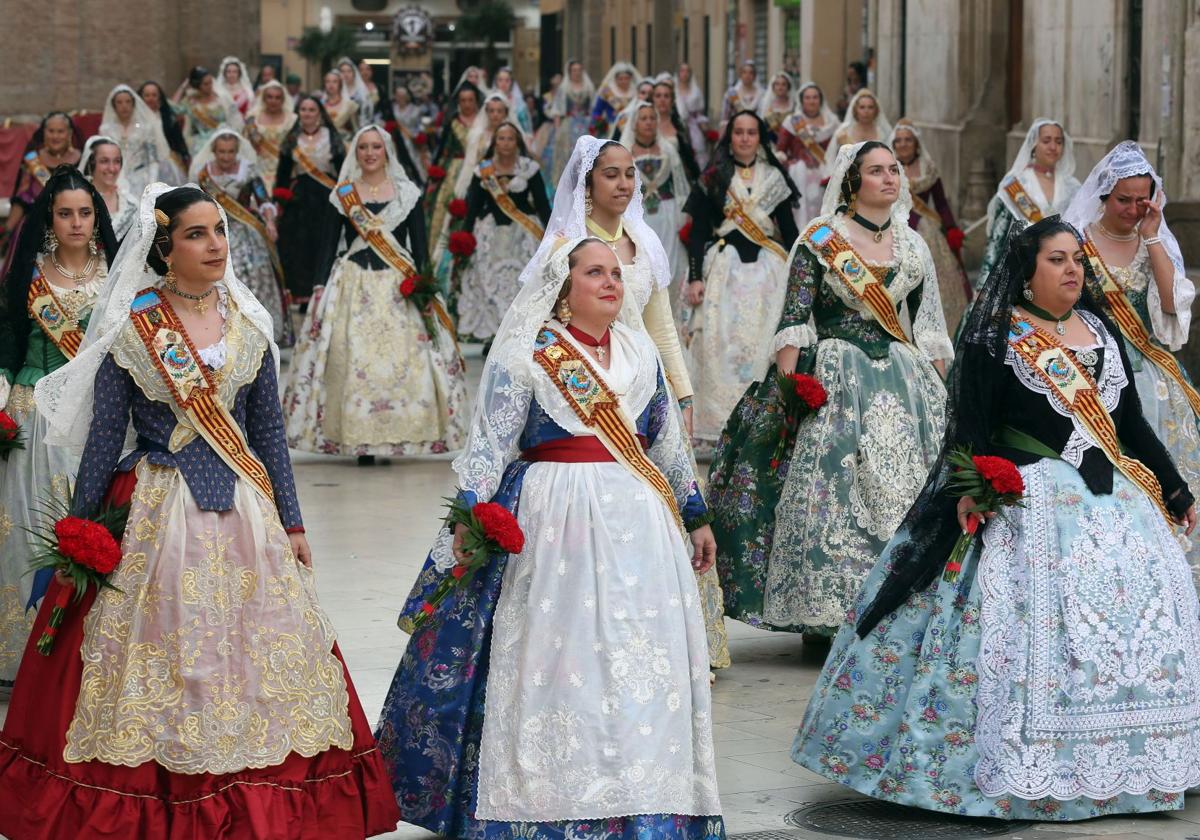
[790,123,826,166]
[198,169,284,279]
[22,151,51,187]
[724,191,789,261]
[293,143,336,190]
[1081,237,1200,418]
[531,327,684,531]
[477,160,545,241]
[128,289,276,504]
[335,182,460,349]
[27,267,84,357]
[803,221,912,344]
[245,121,282,162]
[189,101,220,131]
[1002,177,1044,223]
[1007,314,1168,519]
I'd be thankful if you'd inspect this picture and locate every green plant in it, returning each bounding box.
[455,1,516,73]
[295,26,359,75]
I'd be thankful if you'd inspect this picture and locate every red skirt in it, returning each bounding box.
[0,474,401,839]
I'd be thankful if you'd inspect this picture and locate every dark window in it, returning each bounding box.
[647,24,653,72]
[683,17,690,63]
[703,16,711,106]
[1128,0,1142,138]
[631,26,638,68]
[611,26,617,66]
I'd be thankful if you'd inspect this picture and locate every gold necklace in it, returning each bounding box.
[1094,220,1139,243]
[586,217,624,253]
[50,249,96,284]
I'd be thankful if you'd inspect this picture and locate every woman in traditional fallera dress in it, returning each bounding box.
[2,113,82,273]
[758,73,797,145]
[610,80,654,141]
[426,81,482,286]
[175,66,242,155]
[79,136,139,243]
[591,62,642,137]
[374,236,724,839]
[0,167,116,688]
[138,80,192,175]
[889,120,970,333]
[337,57,375,127]
[683,110,800,445]
[832,88,891,150]
[676,62,710,168]
[99,84,179,196]
[243,80,297,192]
[216,55,255,117]
[793,217,1200,821]
[719,62,765,130]
[453,92,514,200]
[493,66,533,135]
[975,119,1080,293]
[457,122,552,343]
[321,70,360,144]
[0,184,401,839]
[651,76,702,185]
[1064,140,1200,580]
[275,95,345,305]
[191,128,292,347]
[779,82,837,229]
[284,126,468,462]
[707,141,951,635]
[622,101,694,311]
[540,61,596,184]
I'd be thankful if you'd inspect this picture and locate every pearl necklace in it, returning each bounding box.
[50,249,96,285]
[1094,220,1139,243]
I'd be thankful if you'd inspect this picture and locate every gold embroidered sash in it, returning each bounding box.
[189,101,220,131]
[128,288,275,504]
[198,169,284,279]
[336,183,461,354]
[1081,237,1200,418]
[22,151,51,186]
[478,160,545,241]
[909,191,943,227]
[246,124,282,162]
[293,143,336,190]
[1003,178,1044,223]
[27,268,84,358]
[531,327,684,531]
[1007,315,1168,519]
[724,191,788,261]
[803,221,911,344]
[791,124,826,166]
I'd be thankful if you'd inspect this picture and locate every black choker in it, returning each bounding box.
[852,213,892,243]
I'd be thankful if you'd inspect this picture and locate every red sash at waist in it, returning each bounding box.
[522,434,649,463]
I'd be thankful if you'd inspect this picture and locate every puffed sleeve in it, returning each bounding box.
[244,352,303,531]
[71,354,135,518]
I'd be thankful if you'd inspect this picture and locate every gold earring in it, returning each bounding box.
[88,230,99,257]
[848,191,858,214]
[584,190,593,217]
[43,228,59,253]
[557,297,573,324]
[164,262,177,286]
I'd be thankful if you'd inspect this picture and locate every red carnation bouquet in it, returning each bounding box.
[398,262,443,347]
[763,371,828,470]
[0,409,24,460]
[678,220,692,246]
[946,226,964,253]
[590,114,610,137]
[27,497,127,655]
[271,186,295,203]
[415,132,428,146]
[427,164,447,181]
[942,447,1025,581]
[448,230,477,258]
[409,497,526,632]
[705,128,720,144]
[384,120,399,134]
[448,197,468,219]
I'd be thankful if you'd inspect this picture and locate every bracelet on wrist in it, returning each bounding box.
[1143,236,1162,246]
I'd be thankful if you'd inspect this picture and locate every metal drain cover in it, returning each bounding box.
[785,800,1031,839]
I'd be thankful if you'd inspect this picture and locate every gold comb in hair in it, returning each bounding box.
[154,209,170,227]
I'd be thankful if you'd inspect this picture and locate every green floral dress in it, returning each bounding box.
[708,217,952,633]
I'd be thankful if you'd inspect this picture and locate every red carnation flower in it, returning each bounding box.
[448,198,468,219]
[946,227,964,252]
[399,276,417,297]
[428,164,447,181]
[678,220,692,246]
[415,132,428,146]
[54,516,121,574]
[421,602,436,616]
[973,455,1025,496]
[472,502,525,554]
[0,411,16,434]
[792,374,828,411]
[271,187,294,202]
[705,128,720,143]
[448,230,477,257]
[451,564,469,579]
[384,120,399,134]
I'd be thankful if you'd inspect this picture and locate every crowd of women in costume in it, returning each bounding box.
[0,51,1199,840]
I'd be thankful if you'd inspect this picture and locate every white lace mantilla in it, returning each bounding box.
[974,460,1200,800]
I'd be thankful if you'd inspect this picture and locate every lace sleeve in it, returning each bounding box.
[1146,263,1195,352]
[912,238,955,362]
[645,369,707,527]
[451,363,534,506]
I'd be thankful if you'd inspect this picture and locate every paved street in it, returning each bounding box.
[6,345,1200,840]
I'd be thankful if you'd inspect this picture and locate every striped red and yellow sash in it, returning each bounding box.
[803,221,911,344]
[128,288,275,504]
[27,268,84,358]
[246,122,282,161]
[725,191,789,261]
[1003,177,1043,224]
[478,160,545,241]
[789,123,826,166]
[531,327,684,531]
[1007,315,1168,519]
[293,143,337,190]
[22,150,51,186]
[1082,237,1200,418]
[198,169,284,279]
[189,102,221,131]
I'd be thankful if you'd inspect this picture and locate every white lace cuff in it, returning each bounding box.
[772,323,818,353]
[1147,268,1195,351]
[917,331,955,363]
[0,376,9,411]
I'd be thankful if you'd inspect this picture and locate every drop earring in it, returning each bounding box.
[557,297,573,325]
[43,228,59,254]
[1022,286,1034,301]
[88,230,99,257]
[584,190,593,217]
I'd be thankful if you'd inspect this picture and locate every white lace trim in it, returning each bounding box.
[772,323,817,353]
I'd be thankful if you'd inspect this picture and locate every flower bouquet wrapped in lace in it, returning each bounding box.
[410,498,525,632]
[0,410,24,460]
[943,449,1025,581]
[763,372,827,470]
[27,498,126,654]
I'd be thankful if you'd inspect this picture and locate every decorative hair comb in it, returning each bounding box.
[154,209,170,227]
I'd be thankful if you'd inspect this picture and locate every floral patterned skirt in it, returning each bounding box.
[456,216,539,342]
[0,386,78,684]
[1129,342,1200,581]
[283,259,469,456]
[229,218,293,347]
[793,458,1200,820]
